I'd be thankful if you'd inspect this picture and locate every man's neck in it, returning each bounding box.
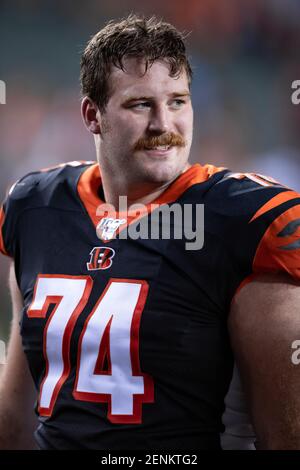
[101,164,191,210]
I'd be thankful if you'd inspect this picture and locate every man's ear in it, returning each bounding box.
[81,96,102,135]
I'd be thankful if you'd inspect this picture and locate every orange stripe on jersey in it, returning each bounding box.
[253,205,300,281]
[0,206,8,256]
[77,163,225,237]
[203,164,226,179]
[250,190,300,223]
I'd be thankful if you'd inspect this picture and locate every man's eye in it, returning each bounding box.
[171,99,185,108]
[131,102,151,109]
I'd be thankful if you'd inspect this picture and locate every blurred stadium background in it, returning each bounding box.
[0,0,300,343]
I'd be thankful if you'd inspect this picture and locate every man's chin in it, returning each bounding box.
[137,159,187,186]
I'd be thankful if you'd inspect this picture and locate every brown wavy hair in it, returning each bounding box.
[80,14,192,112]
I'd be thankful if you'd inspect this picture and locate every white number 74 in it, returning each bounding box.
[28,275,154,424]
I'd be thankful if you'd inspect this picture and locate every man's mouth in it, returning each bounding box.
[144,145,171,151]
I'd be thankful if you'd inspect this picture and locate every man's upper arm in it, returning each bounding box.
[229,273,300,449]
[0,262,37,449]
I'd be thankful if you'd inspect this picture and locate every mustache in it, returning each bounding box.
[134,133,186,151]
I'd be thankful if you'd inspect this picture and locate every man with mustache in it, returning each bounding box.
[0,14,300,451]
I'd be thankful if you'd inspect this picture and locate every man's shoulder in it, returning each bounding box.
[6,160,95,204]
[204,170,300,281]
[1,160,94,237]
[202,170,299,220]
[0,161,95,257]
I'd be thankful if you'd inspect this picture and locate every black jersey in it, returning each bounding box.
[1,161,300,450]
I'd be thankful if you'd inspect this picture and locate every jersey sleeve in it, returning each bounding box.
[0,167,63,258]
[249,190,300,281]
[206,171,300,294]
[0,176,33,258]
[0,162,94,259]
[0,182,19,258]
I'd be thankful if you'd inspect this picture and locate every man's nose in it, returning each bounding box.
[148,106,170,134]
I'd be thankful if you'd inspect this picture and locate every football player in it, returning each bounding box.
[1,14,300,450]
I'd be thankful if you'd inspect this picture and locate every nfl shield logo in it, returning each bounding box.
[96,217,126,241]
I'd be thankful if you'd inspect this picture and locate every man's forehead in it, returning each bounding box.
[109,58,189,98]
